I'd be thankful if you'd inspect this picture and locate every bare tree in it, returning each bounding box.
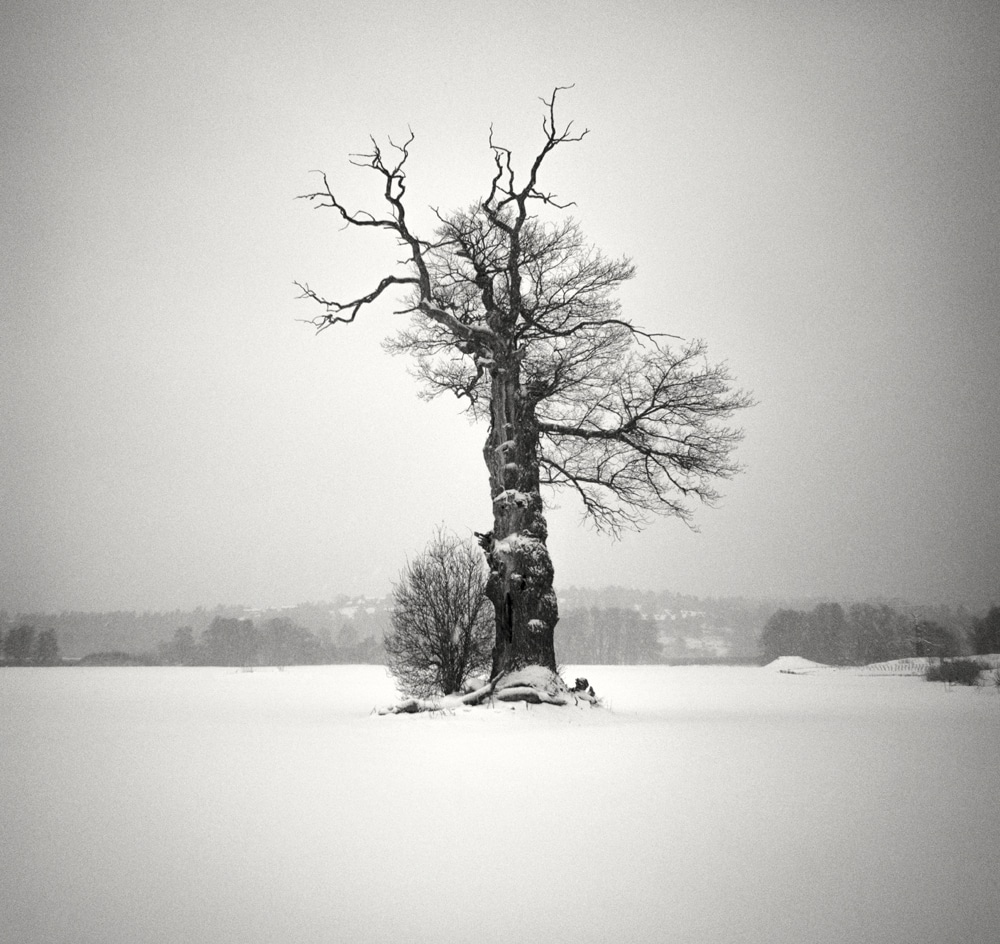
[384,529,494,698]
[299,88,751,683]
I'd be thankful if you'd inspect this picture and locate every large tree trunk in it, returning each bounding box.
[481,369,558,677]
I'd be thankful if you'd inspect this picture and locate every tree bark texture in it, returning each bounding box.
[481,368,558,677]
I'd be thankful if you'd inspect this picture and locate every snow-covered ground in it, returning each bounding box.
[2,665,998,944]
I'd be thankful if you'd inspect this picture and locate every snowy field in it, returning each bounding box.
[2,665,998,944]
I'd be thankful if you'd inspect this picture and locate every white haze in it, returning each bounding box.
[2,665,998,943]
[2,0,998,612]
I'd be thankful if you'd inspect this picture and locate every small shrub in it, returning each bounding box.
[385,528,494,698]
[925,659,987,686]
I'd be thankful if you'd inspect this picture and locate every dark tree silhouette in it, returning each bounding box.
[201,617,259,667]
[158,626,199,666]
[33,629,60,665]
[384,529,493,698]
[760,603,962,665]
[299,89,750,685]
[260,617,323,667]
[912,619,958,659]
[847,603,909,665]
[969,606,1000,655]
[3,624,37,664]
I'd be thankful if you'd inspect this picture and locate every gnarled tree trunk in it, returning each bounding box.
[480,364,558,677]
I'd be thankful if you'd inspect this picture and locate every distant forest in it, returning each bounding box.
[760,602,998,665]
[0,598,386,665]
[1,589,992,667]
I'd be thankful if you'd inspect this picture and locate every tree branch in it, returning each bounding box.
[295,275,420,330]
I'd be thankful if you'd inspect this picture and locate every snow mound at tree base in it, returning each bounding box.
[377,666,601,714]
[494,666,578,704]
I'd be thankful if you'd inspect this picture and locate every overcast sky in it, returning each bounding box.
[2,0,998,613]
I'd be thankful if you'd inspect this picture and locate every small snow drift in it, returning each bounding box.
[763,656,830,675]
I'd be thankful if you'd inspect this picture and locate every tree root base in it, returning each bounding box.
[376,666,600,715]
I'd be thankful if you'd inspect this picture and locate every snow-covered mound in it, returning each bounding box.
[763,656,830,674]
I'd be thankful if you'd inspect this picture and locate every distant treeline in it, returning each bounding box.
[75,616,381,667]
[559,586,772,659]
[558,607,662,664]
[0,599,389,661]
[0,616,381,668]
[3,592,994,668]
[155,616,380,666]
[2,590,772,665]
[760,602,998,665]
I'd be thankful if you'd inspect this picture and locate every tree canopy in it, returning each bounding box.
[299,89,750,682]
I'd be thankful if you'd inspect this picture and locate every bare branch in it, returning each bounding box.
[297,170,397,230]
[300,90,750,540]
[534,340,752,532]
[295,275,420,330]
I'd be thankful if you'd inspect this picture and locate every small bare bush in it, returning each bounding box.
[385,528,494,698]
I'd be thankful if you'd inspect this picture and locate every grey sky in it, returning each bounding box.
[2,0,998,612]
